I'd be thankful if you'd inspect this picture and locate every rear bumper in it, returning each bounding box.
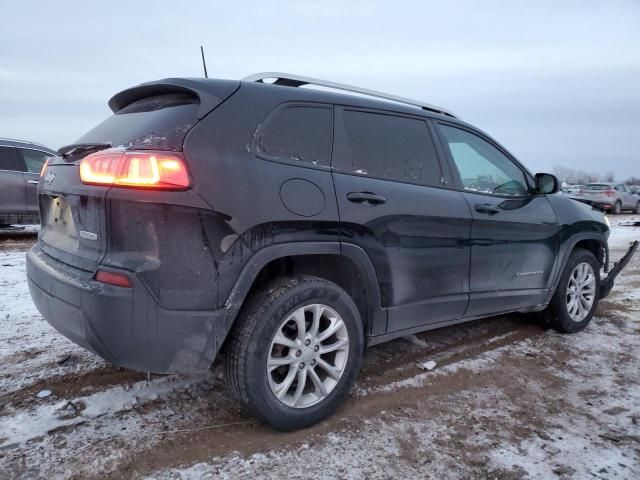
[26,245,237,374]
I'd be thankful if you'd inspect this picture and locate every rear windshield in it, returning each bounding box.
[584,184,610,190]
[74,93,199,151]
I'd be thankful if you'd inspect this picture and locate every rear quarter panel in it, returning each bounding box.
[182,84,341,306]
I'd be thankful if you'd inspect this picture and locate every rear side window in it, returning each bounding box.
[335,109,442,186]
[74,93,199,151]
[0,146,20,171]
[255,106,332,167]
[20,149,51,173]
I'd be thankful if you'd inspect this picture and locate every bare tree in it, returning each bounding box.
[601,171,615,182]
[627,176,640,186]
[552,166,576,184]
[553,165,615,185]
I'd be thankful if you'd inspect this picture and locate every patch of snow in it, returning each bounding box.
[608,222,640,250]
[0,250,104,395]
[417,360,436,371]
[0,373,208,447]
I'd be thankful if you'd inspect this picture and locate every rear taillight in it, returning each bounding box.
[95,270,132,288]
[79,149,190,189]
[605,190,615,197]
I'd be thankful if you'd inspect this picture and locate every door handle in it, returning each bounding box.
[346,192,386,205]
[475,204,500,215]
[27,180,39,184]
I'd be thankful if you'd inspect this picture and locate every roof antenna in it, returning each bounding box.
[200,45,208,78]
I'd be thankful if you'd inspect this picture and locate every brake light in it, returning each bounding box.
[79,149,190,189]
[605,190,615,197]
[95,270,132,288]
[40,158,50,176]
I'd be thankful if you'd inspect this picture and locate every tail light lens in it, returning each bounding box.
[605,190,615,197]
[80,149,190,189]
[95,270,132,288]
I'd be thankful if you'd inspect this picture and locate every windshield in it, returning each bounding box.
[584,184,610,191]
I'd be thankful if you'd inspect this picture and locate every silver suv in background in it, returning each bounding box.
[577,182,640,214]
[0,138,56,227]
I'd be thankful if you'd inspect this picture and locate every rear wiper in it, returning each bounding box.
[58,142,112,159]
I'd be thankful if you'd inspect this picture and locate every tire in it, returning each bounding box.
[612,201,622,215]
[224,275,364,431]
[547,249,600,333]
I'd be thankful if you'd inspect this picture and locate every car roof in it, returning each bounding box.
[110,76,523,173]
[0,137,56,153]
[116,76,460,124]
[241,80,457,121]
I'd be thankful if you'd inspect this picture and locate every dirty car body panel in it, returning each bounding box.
[26,76,636,375]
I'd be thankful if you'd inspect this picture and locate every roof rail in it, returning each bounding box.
[242,72,456,118]
[0,137,49,149]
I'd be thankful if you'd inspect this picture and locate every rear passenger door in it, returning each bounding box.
[332,107,471,335]
[18,148,51,213]
[0,146,27,221]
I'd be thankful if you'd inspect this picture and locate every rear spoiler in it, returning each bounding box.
[108,78,240,120]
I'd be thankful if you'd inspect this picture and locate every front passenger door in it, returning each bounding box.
[435,123,559,318]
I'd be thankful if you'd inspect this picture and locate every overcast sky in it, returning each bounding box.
[1,0,639,178]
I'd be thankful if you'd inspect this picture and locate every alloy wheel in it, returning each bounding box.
[267,304,349,408]
[566,262,596,322]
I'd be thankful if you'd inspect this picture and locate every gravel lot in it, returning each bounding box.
[1,217,639,479]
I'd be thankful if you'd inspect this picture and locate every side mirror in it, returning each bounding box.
[535,173,559,194]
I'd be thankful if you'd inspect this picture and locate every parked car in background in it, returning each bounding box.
[0,138,56,226]
[576,183,640,214]
[26,73,638,431]
[561,184,583,199]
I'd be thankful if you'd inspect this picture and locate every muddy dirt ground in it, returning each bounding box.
[1,217,639,479]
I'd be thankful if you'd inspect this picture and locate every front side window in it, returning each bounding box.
[255,106,332,167]
[615,184,626,192]
[20,149,51,173]
[0,146,19,171]
[336,110,442,186]
[438,125,529,196]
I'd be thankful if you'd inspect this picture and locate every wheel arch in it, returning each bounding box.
[223,242,386,338]
[546,233,608,305]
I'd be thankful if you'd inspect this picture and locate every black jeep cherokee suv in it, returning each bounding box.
[26,73,637,431]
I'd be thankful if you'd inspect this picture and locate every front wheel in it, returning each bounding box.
[224,275,363,431]
[546,249,600,333]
